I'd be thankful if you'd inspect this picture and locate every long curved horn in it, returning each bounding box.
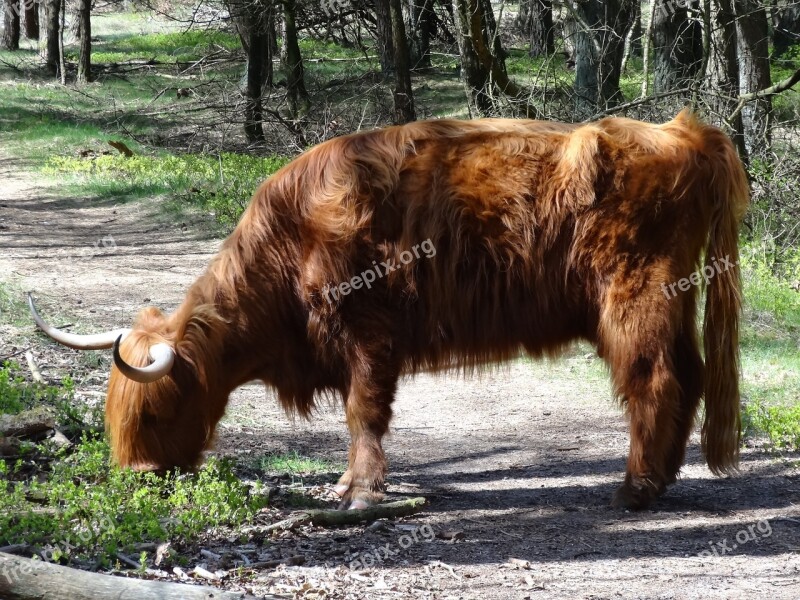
[112,335,175,383]
[28,293,130,350]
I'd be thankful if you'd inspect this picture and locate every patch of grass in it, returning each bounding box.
[0,436,269,563]
[743,402,800,450]
[0,361,78,422]
[0,281,27,327]
[298,38,366,60]
[86,29,240,64]
[256,450,343,476]
[739,243,800,450]
[45,151,290,228]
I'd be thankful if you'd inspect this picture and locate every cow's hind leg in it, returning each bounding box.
[660,323,705,494]
[600,294,686,510]
[333,350,398,510]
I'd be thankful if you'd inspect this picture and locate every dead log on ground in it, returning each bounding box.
[0,552,277,600]
[260,496,428,533]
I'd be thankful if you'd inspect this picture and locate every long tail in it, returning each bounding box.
[698,118,750,475]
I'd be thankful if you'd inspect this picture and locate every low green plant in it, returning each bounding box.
[0,361,76,419]
[45,151,289,228]
[743,401,800,450]
[738,243,800,451]
[0,436,269,563]
[256,450,343,475]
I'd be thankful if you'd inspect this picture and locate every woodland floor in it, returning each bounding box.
[1,149,799,600]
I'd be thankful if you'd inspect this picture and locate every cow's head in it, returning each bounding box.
[28,294,221,472]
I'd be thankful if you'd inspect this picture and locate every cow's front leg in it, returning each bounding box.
[334,376,395,510]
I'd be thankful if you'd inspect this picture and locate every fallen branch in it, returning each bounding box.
[0,552,273,600]
[244,555,305,570]
[24,351,43,384]
[261,496,428,533]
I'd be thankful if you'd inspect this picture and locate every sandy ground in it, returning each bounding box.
[1,149,799,600]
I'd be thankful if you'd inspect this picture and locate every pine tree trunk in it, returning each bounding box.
[244,29,267,143]
[452,0,495,116]
[3,0,21,50]
[41,0,61,76]
[734,0,771,156]
[522,0,554,57]
[773,2,800,56]
[374,0,394,76]
[232,0,273,142]
[76,0,90,83]
[389,0,415,122]
[707,0,746,160]
[23,0,38,39]
[652,0,702,93]
[282,0,308,119]
[573,0,636,117]
[406,0,435,69]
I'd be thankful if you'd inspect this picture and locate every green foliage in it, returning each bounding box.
[256,450,343,475]
[0,436,269,562]
[0,361,77,421]
[46,152,290,228]
[740,243,800,325]
[79,30,240,64]
[739,243,800,451]
[743,401,800,450]
[298,38,366,60]
[0,281,26,326]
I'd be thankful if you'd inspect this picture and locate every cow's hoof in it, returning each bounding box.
[611,480,658,510]
[335,485,384,510]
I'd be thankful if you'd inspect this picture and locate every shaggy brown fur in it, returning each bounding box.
[105,110,749,509]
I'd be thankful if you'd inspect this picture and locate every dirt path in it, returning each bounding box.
[1,151,799,600]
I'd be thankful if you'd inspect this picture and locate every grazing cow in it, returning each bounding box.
[29,110,749,510]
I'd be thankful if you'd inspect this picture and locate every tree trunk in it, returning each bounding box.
[282,0,309,119]
[707,0,746,161]
[245,22,267,142]
[76,0,90,83]
[389,0,415,122]
[3,0,21,50]
[518,0,554,57]
[23,0,38,39]
[233,0,274,143]
[70,0,80,41]
[573,0,636,117]
[652,0,702,93]
[40,0,61,76]
[629,1,642,58]
[773,2,800,56]
[735,0,771,156]
[452,0,496,115]
[374,0,394,76]
[406,0,435,69]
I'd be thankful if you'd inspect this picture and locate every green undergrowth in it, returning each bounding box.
[0,438,269,564]
[739,242,800,451]
[0,361,78,420]
[86,29,240,64]
[256,450,343,476]
[45,151,290,228]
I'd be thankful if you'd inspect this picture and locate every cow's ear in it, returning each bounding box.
[174,304,227,389]
[552,127,612,209]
